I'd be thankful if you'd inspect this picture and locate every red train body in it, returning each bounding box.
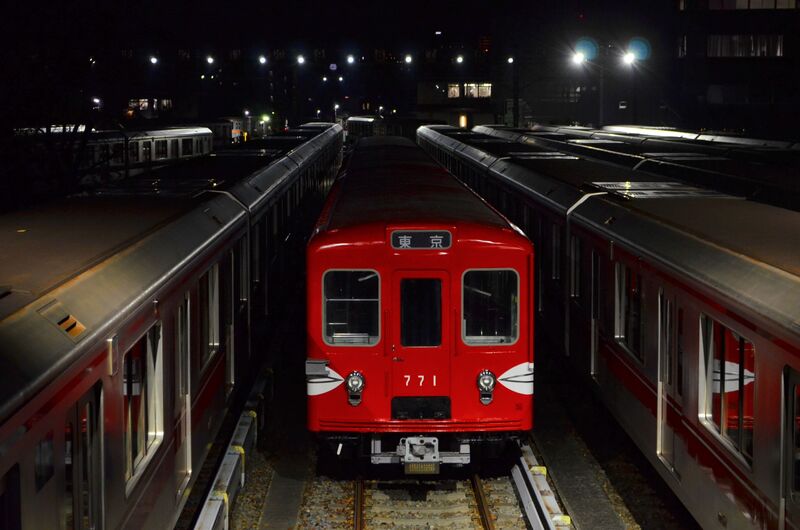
[305,137,533,471]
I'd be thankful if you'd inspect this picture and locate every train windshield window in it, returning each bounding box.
[124,323,164,483]
[700,315,755,464]
[323,270,380,345]
[401,279,441,346]
[463,270,519,345]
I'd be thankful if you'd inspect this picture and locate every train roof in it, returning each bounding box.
[474,124,800,210]
[92,127,212,141]
[418,125,800,340]
[0,197,189,319]
[0,125,338,321]
[0,123,343,426]
[320,136,510,233]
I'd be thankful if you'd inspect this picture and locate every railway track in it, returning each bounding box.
[346,442,569,530]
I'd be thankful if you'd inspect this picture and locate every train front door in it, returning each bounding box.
[390,271,451,419]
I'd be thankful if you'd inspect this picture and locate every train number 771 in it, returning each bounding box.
[403,375,438,387]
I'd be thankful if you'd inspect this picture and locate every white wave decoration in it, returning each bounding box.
[498,362,534,395]
[307,366,345,396]
[712,360,755,394]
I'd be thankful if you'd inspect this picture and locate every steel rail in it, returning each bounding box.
[353,477,365,530]
[471,474,496,530]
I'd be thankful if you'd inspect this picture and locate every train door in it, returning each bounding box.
[657,289,679,475]
[782,368,800,530]
[390,271,451,413]
[64,383,103,530]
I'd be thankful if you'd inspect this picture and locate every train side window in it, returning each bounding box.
[323,270,380,346]
[34,430,54,491]
[199,264,221,368]
[463,270,519,345]
[181,138,193,156]
[128,142,140,163]
[569,235,581,299]
[111,143,124,164]
[677,308,685,397]
[792,380,800,496]
[99,144,110,163]
[401,279,442,347]
[142,141,152,162]
[124,323,165,484]
[67,383,103,528]
[251,222,261,284]
[700,314,755,464]
[0,465,21,530]
[615,262,643,361]
[175,295,190,412]
[551,224,561,281]
[238,238,248,304]
[170,139,179,158]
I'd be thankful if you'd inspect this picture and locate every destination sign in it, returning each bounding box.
[391,231,452,250]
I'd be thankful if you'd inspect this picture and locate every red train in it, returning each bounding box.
[419,124,800,529]
[305,137,534,473]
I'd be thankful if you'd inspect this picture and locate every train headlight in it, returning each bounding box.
[477,370,496,405]
[346,371,365,406]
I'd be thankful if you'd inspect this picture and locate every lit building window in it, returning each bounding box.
[462,83,493,98]
[707,34,784,57]
[708,0,796,8]
[447,83,460,98]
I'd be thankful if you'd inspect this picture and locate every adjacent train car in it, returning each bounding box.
[474,124,800,212]
[305,137,534,473]
[0,124,342,529]
[81,127,214,174]
[418,125,800,529]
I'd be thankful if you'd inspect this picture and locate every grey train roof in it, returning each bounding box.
[0,123,342,426]
[418,125,800,345]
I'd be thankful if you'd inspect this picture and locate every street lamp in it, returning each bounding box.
[206,55,215,65]
[244,109,250,116]
[404,54,413,64]
[347,54,355,64]
[507,56,514,64]
[259,55,267,65]
[322,76,328,82]
[338,76,343,82]
[455,55,464,64]
[570,37,648,126]
[297,55,305,65]
[622,52,636,65]
[149,56,158,65]
[316,109,321,118]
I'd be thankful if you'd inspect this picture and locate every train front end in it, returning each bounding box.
[306,222,533,473]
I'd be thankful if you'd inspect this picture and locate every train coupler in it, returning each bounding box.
[369,435,470,474]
